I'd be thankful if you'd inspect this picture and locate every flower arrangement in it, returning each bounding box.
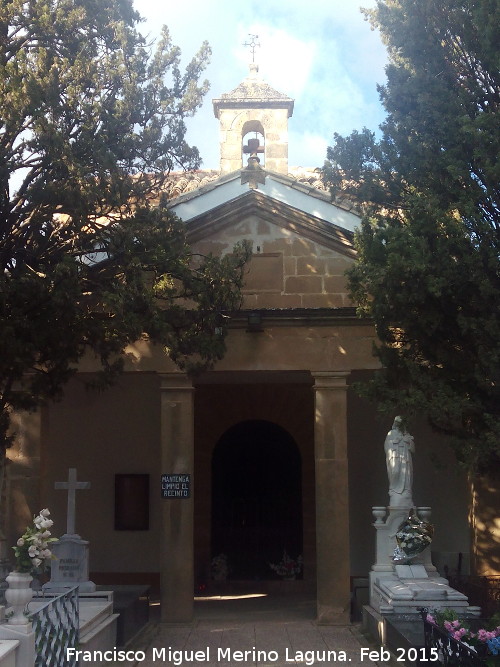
[269,550,302,578]
[12,509,57,574]
[211,553,228,582]
[426,608,500,665]
[393,509,433,562]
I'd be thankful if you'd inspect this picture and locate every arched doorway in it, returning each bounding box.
[211,420,302,580]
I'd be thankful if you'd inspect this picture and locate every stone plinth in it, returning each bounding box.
[43,534,96,593]
[0,621,35,667]
[371,506,437,578]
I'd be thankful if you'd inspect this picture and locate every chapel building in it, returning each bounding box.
[5,63,477,624]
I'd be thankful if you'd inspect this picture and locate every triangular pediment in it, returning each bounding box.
[185,189,356,258]
[170,170,359,258]
[170,171,359,310]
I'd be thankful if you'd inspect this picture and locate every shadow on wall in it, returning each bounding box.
[471,466,500,575]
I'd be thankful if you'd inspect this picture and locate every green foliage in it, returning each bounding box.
[323,0,500,469]
[0,0,251,453]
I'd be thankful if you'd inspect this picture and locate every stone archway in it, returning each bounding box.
[211,419,303,581]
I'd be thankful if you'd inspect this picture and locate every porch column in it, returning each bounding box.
[312,371,350,624]
[159,373,195,623]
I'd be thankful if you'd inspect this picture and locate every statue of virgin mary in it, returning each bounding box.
[384,417,415,507]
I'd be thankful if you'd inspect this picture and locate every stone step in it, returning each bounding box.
[78,599,114,639]
[79,612,119,647]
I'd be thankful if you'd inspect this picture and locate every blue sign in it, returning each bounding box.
[161,474,191,499]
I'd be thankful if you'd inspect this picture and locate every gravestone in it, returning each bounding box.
[368,419,473,616]
[44,468,96,592]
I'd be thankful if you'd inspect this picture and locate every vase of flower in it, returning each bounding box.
[211,553,229,584]
[6,508,57,624]
[269,550,303,580]
[5,571,33,624]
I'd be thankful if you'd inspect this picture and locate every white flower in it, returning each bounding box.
[13,508,57,573]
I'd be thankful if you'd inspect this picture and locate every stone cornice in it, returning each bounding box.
[226,308,371,328]
[213,79,294,118]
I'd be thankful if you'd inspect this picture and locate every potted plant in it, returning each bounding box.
[6,509,57,624]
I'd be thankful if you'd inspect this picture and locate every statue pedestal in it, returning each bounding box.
[371,506,437,575]
[42,534,96,593]
[369,505,471,615]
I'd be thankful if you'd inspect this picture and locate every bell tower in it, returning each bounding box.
[212,63,294,175]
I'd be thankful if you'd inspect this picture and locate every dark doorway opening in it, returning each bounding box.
[211,420,302,580]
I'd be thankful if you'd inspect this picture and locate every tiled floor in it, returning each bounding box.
[134,619,386,667]
[105,594,389,667]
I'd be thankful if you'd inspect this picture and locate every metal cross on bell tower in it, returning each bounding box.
[243,34,260,63]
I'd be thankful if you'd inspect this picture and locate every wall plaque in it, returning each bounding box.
[161,473,191,499]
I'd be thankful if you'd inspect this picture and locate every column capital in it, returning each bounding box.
[311,371,350,389]
[159,373,194,392]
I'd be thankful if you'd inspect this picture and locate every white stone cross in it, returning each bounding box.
[55,468,90,535]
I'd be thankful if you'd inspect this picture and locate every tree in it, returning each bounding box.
[323,0,500,468]
[0,0,250,455]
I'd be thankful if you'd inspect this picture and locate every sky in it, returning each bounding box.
[133,0,389,171]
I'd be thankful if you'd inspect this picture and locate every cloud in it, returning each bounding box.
[289,131,328,169]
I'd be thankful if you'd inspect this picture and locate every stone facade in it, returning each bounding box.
[192,215,353,310]
[3,64,475,627]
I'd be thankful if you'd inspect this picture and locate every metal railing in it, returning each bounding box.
[30,586,79,667]
[447,575,500,618]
